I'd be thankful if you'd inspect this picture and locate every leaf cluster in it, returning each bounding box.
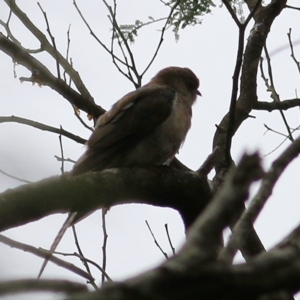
[166,0,215,30]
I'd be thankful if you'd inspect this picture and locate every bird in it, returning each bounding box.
[71,66,200,175]
[38,66,200,278]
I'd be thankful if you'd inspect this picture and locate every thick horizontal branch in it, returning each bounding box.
[0,167,211,232]
[254,99,300,111]
[0,279,87,297]
[0,115,86,144]
[83,247,300,300]
[0,33,105,118]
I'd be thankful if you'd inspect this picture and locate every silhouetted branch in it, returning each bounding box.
[0,115,86,144]
[3,0,94,102]
[0,279,87,297]
[0,167,212,232]
[0,33,105,118]
[0,234,93,281]
[222,135,300,263]
[254,99,300,111]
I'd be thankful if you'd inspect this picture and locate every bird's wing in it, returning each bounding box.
[71,85,175,175]
[89,85,175,148]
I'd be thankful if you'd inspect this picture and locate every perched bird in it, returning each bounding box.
[71,66,200,175]
[38,66,200,278]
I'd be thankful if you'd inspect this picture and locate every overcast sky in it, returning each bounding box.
[0,0,300,299]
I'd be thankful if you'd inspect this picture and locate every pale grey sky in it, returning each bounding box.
[0,1,300,299]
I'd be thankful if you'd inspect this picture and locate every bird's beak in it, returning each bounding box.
[197,90,202,96]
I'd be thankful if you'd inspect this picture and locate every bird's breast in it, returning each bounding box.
[124,93,192,166]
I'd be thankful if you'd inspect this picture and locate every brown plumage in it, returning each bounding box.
[71,67,200,175]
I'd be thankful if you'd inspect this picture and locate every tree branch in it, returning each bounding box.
[0,234,94,281]
[222,135,300,262]
[3,0,94,102]
[0,278,87,297]
[0,167,212,232]
[0,115,86,144]
[0,33,105,118]
[213,0,286,183]
[254,99,300,111]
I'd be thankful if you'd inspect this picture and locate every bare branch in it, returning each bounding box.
[146,220,168,259]
[71,226,99,289]
[0,167,212,232]
[213,0,286,189]
[222,135,300,263]
[262,45,294,141]
[37,2,61,79]
[287,28,300,74]
[0,168,31,183]
[72,0,128,68]
[0,279,87,297]
[142,0,181,77]
[254,98,300,111]
[55,247,112,282]
[0,33,104,118]
[222,0,262,167]
[0,234,94,281]
[101,210,108,284]
[0,115,87,144]
[3,0,94,102]
[165,223,176,256]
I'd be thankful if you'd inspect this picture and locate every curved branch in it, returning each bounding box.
[0,234,93,281]
[0,167,212,232]
[0,116,87,144]
[0,33,105,118]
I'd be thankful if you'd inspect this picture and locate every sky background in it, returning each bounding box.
[0,0,300,299]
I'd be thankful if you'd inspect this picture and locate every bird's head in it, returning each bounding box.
[150,67,201,102]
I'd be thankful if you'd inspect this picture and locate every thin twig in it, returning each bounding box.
[54,248,112,282]
[0,168,31,183]
[0,234,93,281]
[164,224,175,256]
[101,210,108,284]
[142,0,181,77]
[38,213,78,278]
[285,5,300,11]
[37,2,61,79]
[73,0,127,68]
[71,225,98,289]
[145,220,168,259]
[54,156,76,164]
[58,126,65,174]
[262,46,294,141]
[103,0,139,83]
[109,0,135,86]
[63,24,72,83]
[287,28,300,74]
